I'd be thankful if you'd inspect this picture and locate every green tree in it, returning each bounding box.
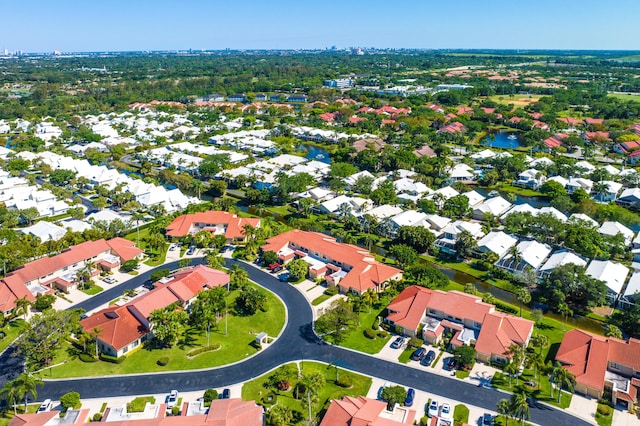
[496,398,512,426]
[267,404,296,426]
[148,303,189,347]
[198,154,231,178]
[190,287,227,345]
[442,194,470,218]
[389,244,418,268]
[235,286,267,315]
[510,392,530,426]
[552,362,575,403]
[516,288,531,317]
[315,298,358,343]
[230,264,249,289]
[60,391,81,411]
[19,207,39,225]
[394,226,435,254]
[262,250,279,266]
[604,324,623,339]
[454,345,477,368]
[381,386,407,411]
[369,179,399,206]
[6,373,43,413]
[286,258,308,281]
[329,162,359,178]
[454,230,477,259]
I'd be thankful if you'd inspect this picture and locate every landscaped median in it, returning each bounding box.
[37,282,285,378]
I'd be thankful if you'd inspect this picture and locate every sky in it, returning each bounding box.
[2,0,640,52]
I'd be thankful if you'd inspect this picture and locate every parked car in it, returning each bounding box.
[421,350,436,366]
[444,357,457,371]
[410,347,426,361]
[278,272,290,282]
[186,246,196,255]
[167,390,178,408]
[427,400,439,417]
[440,403,452,420]
[102,276,116,284]
[221,389,230,399]
[268,263,281,271]
[169,244,177,251]
[483,413,494,425]
[37,399,51,413]
[404,388,415,407]
[390,337,405,349]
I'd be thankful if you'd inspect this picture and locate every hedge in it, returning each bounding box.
[335,375,353,388]
[156,357,170,366]
[100,353,126,364]
[186,344,221,357]
[363,329,376,339]
[79,352,97,362]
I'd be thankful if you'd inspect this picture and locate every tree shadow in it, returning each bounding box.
[177,328,200,350]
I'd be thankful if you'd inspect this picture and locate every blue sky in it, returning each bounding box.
[3,0,639,52]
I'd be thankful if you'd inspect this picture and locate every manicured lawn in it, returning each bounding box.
[242,361,372,425]
[455,370,470,379]
[493,182,544,197]
[453,404,469,426]
[491,371,572,409]
[144,243,169,267]
[81,284,104,296]
[494,415,534,426]
[311,294,331,306]
[398,347,413,364]
[609,93,640,103]
[127,396,156,412]
[266,205,292,217]
[0,319,26,354]
[329,298,392,354]
[595,403,614,426]
[40,283,286,378]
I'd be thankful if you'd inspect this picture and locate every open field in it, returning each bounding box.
[608,93,640,103]
[487,94,540,107]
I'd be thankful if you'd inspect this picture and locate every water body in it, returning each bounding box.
[481,132,522,149]
[295,144,331,164]
[474,187,549,209]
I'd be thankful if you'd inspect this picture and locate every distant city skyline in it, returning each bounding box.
[2,0,639,53]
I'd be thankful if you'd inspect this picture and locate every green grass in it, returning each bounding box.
[494,415,534,426]
[144,243,169,267]
[595,403,614,426]
[311,294,331,306]
[127,396,156,412]
[453,404,469,426]
[608,93,640,103]
[39,282,286,378]
[491,371,572,409]
[81,284,104,296]
[327,298,392,354]
[242,362,372,425]
[432,350,444,368]
[398,347,414,364]
[455,370,470,379]
[0,319,26,354]
[493,182,544,197]
[266,205,292,217]
[100,402,107,413]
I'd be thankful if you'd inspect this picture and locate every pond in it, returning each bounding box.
[474,187,549,209]
[296,144,331,164]
[481,132,522,149]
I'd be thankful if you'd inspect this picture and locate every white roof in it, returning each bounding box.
[267,154,307,167]
[586,260,629,295]
[575,161,596,173]
[538,206,568,222]
[515,240,553,270]
[447,163,474,179]
[87,209,131,224]
[567,177,593,191]
[502,203,537,219]
[547,175,568,187]
[477,231,518,258]
[320,195,368,214]
[569,213,599,228]
[602,180,623,195]
[619,187,640,202]
[539,250,587,272]
[59,219,92,233]
[344,170,376,187]
[391,210,428,228]
[602,165,620,176]
[530,157,554,167]
[598,221,634,245]
[623,271,640,298]
[470,149,495,160]
[495,151,513,159]
[19,221,66,242]
[428,186,459,201]
[424,214,451,231]
[474,196,512,217]
[362,204,403,220]
[442,220,484,239]
[462,190,485,207]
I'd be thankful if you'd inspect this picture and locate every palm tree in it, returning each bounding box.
[267,405,294,426]
[525,349,544,380]
[230,264,249,289]
[361,288,379,313]
[552,362,575,403]
[504,360,519,387]
[515,288,531,317]
[11,373,43,413]
[510,392,530,426]
[558,302,573,331]
[505,344,525,385]
[508,245,523,271]
[14,297,32,320]
[496,398,512,426]
[1,380,19,414]
[531,334,549,356]
[592,181,609,202]
[132,211,145,249]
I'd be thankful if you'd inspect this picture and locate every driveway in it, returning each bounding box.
[4,258,591,426]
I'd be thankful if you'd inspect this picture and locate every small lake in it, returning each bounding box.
[296,144,331,164]
[474,187,549,209]
[481,132,522,149]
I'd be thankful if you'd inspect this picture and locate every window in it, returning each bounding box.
[63,266,68,271]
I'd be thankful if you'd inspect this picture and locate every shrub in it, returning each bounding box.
[407,337,423,349]
[79,352,97,362]
[377,330,389,339]
[171,406,180,416]
[60,392,81,410]
[494,301,518,315]
[187,344,221,357]
[325,286,338,296]
[597,404,613,416]
[363,329,376,339]
[203,388,218,403]
[262,392,278,406]
[92,413,103,422]
[335,375,353,388]
[100,353,126,364]
[277,380,291,391]
[156,357,170,366]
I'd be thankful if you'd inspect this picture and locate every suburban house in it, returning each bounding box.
[80,265,229,358]
[1,238,143,298]
[620,271,640,308]
[537,250,587,279]
[494,240,552,276]
[598,221,635,246]
[566,177,594,194]
[585,260,630,303]
[434,220,484,254]
[320,396,416,426]
[385,286,534,363]
[166,210,261,243]
[472,196,512,220]
[514,169,546,189]
[556,329,640,407]
[475,231,518,259]
[617,188,640,209]
[261,230,402,295]
[8,398,263,426]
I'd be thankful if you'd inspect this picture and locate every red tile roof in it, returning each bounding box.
[352,138,386,153]
[557,117,582,126]
[509,117,524,124]
[413,145,436,158]
[262,230,402,293]
[438,122,465,134]
[166,211,260,239]
[107,238,143,262]
[585,118,604,125]
[319,112,337,123]
[584,131,610,142]
[475,312,533,359]
[0,280,35,314]
[320,396,415,426]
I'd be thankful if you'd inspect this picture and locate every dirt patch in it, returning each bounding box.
[591,306,613,318]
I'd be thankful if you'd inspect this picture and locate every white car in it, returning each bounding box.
[37,399,52,413]
[167,390,178,409]
[440,402,452,420]
[102,276,116,284]
[428,400,439,417]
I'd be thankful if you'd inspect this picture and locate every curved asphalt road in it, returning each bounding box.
[14,258,586,425]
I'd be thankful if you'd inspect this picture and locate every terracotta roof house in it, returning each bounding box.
[81,265,229,357]
[10,399,262,426]
[352,138,386,153]
[320,396,416,426]
[585,118,604,126]
[556,329,640,406]
[413,145,436,158]
[0,238,142,301]
[437,122,466,135]
[166,210,260,242]
[385,286,533,363]
[261,230,402,295]
[557,117,583,126]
